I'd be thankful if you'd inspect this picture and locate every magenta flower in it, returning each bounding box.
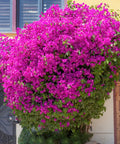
[41,119,46,123]
[109,75,113,78]
[66,122,70,127]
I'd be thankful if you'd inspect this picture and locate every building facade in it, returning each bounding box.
[0,0,120,144]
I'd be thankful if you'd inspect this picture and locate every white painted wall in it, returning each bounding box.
[90,91,114,144]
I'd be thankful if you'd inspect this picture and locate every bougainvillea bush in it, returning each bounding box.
[0,2,120,132]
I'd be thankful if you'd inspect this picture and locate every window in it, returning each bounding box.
[0,0,66,33]
[0,0,12,32]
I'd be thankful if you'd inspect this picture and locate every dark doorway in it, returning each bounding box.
[0,83,16,144]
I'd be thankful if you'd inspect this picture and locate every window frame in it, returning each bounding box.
[1,0,67,35]
[12,0,16,32]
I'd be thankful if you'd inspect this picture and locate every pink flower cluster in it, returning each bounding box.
[0,2,120,130]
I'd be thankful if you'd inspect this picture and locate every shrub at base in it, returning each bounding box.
[18,128,92,144]
[0,2,120,132]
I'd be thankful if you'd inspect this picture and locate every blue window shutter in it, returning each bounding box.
[18,0,64,29]
[18,0,42,28]
[42,0,63,13]
[0,0,12,32]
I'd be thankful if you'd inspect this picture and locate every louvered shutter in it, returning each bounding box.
[18,0,64,29]
[18,0,42,28]
[42,0,63,13]
[0,0,12,32]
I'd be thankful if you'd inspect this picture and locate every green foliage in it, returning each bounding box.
[67,0,73,7]
[18,128,92,144]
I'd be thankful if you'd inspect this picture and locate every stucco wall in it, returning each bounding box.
[90,91,114,144]
[73,0,120,11]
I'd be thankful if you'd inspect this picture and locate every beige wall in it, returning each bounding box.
[90,91,114,144]
[73,0,120,11]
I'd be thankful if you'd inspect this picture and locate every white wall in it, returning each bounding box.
[16,124,22,144]
[90,91,114,144]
